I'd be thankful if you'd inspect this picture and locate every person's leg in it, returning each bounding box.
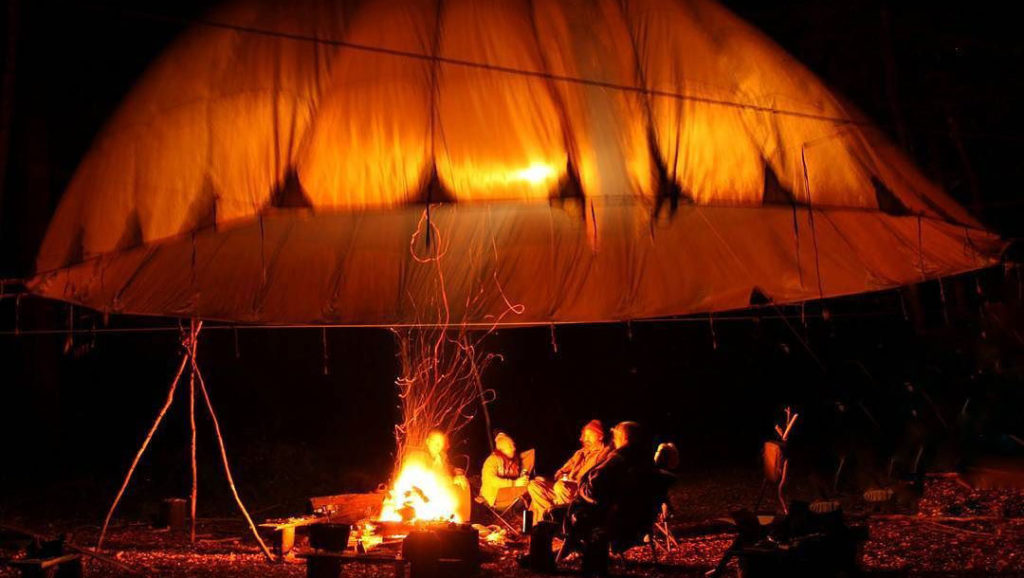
[553,480,577,503]
[454,476,472,522]
[528,478,558,520]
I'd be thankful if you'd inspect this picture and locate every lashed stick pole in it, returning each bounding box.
[191,354,274,561]
[97,328,195,551]
[188,319,199,544]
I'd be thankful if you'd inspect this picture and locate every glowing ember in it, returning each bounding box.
[353,522,384,552]
[484,528,508,546]
[378,454,464,523]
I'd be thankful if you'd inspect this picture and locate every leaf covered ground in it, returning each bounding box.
[2,473,1021,577]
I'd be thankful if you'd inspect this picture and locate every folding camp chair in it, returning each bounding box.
[474,449,535,534]
[475,486,528,534]
[648,502,679,556]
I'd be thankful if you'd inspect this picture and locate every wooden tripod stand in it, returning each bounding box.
[95,320,273,561]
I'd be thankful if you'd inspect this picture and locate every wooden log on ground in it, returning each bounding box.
[308,493,385,523]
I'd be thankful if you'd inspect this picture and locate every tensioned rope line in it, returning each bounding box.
[0,308,907,336]
[82,4,871,127]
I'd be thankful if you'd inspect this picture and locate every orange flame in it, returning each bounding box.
[378,454,464,523]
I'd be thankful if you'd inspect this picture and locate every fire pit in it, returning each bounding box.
[298,519,480,578]
[308,523,351,552]
[403,523,480,578]
[298,425,492,577]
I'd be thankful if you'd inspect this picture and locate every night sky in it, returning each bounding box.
[1,0,1021,521]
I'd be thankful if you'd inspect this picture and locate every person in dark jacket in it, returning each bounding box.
[528,419,610,520]
[561,421,661,559]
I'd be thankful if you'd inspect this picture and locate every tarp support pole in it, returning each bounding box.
[709,314,717,350]
[468,351,494,452]
[96,323,197,551]
[96,320,273,562]
[191,346,274,562]
[800,146,825,300]
[321,326,329,376]
[188,319,199,544]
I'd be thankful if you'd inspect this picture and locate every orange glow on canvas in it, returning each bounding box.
[513,163,557,185]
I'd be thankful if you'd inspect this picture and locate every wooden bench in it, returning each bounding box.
[298,551,407,578]
[259,516,324,555]
[260,492,386,555]
[8,553,82,578]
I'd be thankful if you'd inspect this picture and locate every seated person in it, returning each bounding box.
[654,442,679,472]
[653,441,680,504]
[528,419,610,520]
[425,429,472,521]
[480,431,529,507]
[425,430,468,485]
[561,421,661,557]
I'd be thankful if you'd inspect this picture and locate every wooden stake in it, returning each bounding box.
[97,347,191,551]
[191,355,274,562]
[188,320,199,544]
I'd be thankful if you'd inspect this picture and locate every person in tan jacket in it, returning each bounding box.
[480,431,528,506]
[528,419,610,520]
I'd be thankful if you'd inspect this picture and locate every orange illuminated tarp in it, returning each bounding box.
[29,0,1004,325]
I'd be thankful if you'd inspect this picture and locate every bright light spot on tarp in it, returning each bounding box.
[513,163,556,185]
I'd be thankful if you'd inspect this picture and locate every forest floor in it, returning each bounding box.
[2,471,1021,577]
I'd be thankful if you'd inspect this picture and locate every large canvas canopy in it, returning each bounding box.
[30,0,1003,325]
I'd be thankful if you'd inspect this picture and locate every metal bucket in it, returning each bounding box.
[309,523,351,552]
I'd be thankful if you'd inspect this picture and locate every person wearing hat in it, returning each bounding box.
[480,431,529,506]
[577,421,648,505]
[560,421,657,560]
[653,442,679,471]
[528,419,610,520]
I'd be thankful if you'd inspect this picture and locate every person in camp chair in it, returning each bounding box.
[480,431,530,506]
[560,421,661,559]
[528,419,610,520]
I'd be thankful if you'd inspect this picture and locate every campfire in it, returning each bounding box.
[300,320,508,559]
[378,453,465,524]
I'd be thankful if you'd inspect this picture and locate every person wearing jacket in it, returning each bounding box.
[528,419,610,520]
[561,421,660,559]
[480,431,529,506]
